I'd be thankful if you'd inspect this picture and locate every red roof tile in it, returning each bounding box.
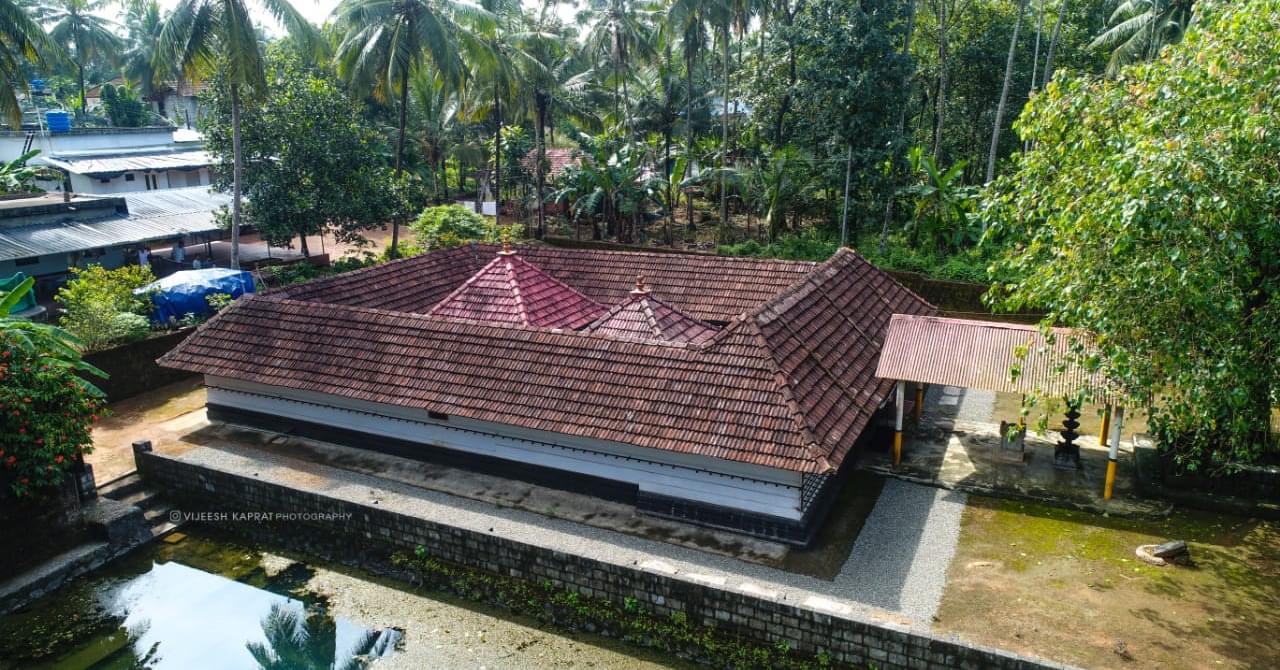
[587,289,718,344]
[271,244,816,322]
[428,250,607,329]
[166,248,936,473]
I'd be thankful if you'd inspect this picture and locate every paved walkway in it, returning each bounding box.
[149,421,965,630]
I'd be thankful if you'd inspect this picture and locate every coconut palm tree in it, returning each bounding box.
[332,0,491,258]
[34,0,122,116]
[579,0,657,131]
[667,0,710,233]
[157,0,319,270]
[122,0,172,118]
[0,0,55,126]
[1091,0,1195,74]
[985,0,1027,184]
[469,0,540,214]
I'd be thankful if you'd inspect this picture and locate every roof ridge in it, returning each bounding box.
[745,322,832,474]
[638,297,664,338]
[503,256,530,325]
[425,254,505,318]
[507,253,605,310]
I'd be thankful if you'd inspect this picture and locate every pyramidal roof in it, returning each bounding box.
[587,282,718,344]
[427,249,606,329]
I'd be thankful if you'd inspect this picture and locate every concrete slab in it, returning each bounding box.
[858,385,1164,516]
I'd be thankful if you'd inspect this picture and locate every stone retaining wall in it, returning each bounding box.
[82,328,196,402]
[136,446,1074,670]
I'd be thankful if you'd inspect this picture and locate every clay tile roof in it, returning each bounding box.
[587,291,718,344]
[522,148,580,178]
[168,247,936,473]
[427,250,607,329]
[270,244,817,322]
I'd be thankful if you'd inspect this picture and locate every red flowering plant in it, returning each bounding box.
[1,278,107,498]
[0,335,105,497]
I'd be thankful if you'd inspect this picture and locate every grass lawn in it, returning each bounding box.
[937,497,1279,669]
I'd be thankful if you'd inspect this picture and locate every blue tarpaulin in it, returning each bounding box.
[138,268,255,323]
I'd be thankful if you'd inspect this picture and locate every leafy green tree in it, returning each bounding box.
[412,203,514,250]
[34,0,122,116]
[0,0,55,126]
[159,0,320,270]
[982,0,1279,471]
[203,49,397,256]
[100,83,146,127]
[55,264,155,352]
[332,0,492,258]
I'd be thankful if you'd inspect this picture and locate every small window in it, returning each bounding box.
[99,177,110,184]
[15,256,39,266]
[428,411,449,421]
[124,173,135,181]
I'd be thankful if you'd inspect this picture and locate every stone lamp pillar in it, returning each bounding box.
[1055,400,1082,469]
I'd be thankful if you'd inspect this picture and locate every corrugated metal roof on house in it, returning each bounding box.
[0,187,227,261]
[41,149,210,177]
[875,314,1112,401]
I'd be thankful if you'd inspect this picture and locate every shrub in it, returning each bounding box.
[55,265,156,352]
[411,205,517,250]
[0,335,104,497]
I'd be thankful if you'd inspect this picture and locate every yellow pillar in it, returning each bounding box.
[1099,403,1112,447]
[1103,406,1125,500]
[913,384,925,423]
[893,381,905,466]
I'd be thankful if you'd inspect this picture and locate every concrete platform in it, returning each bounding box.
[858,385,1165,516]
[143,416,967,628]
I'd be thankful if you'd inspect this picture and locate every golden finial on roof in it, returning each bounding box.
[631,274,649,294]
[498,228,515,255]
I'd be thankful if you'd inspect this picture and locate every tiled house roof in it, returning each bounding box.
[427,250,607,329]
[271,244,817,322]
[587,288,718,344]
[163,247,935,473]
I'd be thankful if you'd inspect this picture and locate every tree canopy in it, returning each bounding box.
[981,0,1279,470]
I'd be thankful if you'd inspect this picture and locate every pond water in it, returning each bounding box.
[0,530,689,669]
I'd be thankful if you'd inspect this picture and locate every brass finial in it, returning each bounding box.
[631,274,648,294]
[498,228,515,255]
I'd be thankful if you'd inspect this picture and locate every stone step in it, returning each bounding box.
[97,472,146,500]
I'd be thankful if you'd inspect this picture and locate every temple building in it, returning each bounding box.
[161,244,934,544]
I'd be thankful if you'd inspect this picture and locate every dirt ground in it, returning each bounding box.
[936,497,1280,669]
[87,377,207,484]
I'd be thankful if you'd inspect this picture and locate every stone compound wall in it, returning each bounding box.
[136,446,1074,670]
[82,328,196,402]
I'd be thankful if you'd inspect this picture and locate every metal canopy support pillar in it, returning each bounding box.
[894,381,905,466]
[1104,406,1125,500]
[1099,403,1113,447]
[913,383,925,423]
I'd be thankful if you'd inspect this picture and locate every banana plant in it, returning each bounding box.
[0,150,58,194]
[0,277,105,379]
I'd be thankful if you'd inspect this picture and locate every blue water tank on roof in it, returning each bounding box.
[45,110,71,133]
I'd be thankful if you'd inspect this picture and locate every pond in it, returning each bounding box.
[0,529,690,669]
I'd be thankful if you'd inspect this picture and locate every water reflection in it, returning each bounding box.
[102,561,399,670]
[10,557,400,670]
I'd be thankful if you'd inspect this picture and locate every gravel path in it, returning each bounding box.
[171,441,968,629]
[836,480,966,622]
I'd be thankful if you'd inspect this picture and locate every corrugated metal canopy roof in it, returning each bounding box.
[40,149,210,177]
[0,187,227,261]
[875,314,1116,402]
